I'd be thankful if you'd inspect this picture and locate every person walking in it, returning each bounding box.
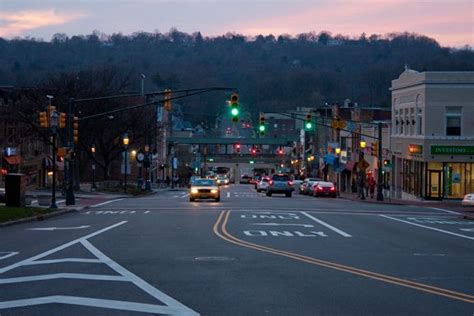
[368,176,376,199]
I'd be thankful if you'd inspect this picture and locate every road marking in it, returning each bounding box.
[181,193,189,198]
[227,192,230,198]
[380,215,474,240]
[24,258,102,265]
[0,296,193,315]
[27,225,91,231]
[301,212,352,237]
[250,223,314,228]
[0,221,199,315]
[91,198,124,208]
[460,228,474,232]
[0,252,19,260]
[429,207,461,215]
[214,211,474,304]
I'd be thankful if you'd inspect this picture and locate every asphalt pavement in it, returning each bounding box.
[1,184,473,315]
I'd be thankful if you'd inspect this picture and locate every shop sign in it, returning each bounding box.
[408,144,423,155]
[452,173,461,183]
[431,145,474,155]
[340,150,347,164]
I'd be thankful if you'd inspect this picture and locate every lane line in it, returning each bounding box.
[181,193,189,198]
[429,207,461,215]
[0,221,127,274]
[23,258,102,265]
[0,296,190,314]
[0,273,127,284]
[227,192,230,198]
[380,215,474,240]
[214,211,474,304]
[0,252,19,260]
[301,211,352,237]
[91,199,124,208]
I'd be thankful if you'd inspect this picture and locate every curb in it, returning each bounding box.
[0,207,85,228]
[338,196,406,206]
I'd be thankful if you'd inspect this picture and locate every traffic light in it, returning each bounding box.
[59,112,67,129]
[235,143,241,153]
[372,141,378,156]
[164,89,172,111]
[383,159,391,166]
[73,116,79,144]
[251,146,257,155]
[305,113,313,131]
[277,146,284,156]
[259,113,266,136]
[230,93,239,123]
[39,111,48,128]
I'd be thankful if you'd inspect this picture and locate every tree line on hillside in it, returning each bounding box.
[1,29,473,126]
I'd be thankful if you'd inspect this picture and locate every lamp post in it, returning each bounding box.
[335,147,341,195]
[123,133,129,192]
[144,144,151,191]
[49,110,59,209]
[91,144,97,190]
[359,140,366,200]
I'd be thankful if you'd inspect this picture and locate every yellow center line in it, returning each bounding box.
[214,210,474,304]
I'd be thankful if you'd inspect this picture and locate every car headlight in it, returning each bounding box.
[191,188,199,194]
[211,189,218,194]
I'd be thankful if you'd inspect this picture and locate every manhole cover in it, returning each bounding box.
[194,256,236,262]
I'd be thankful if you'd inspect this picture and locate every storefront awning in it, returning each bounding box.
[344,161,356,171]
[3,155,22,165]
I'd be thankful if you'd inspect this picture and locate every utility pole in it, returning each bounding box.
[376,122,384,201]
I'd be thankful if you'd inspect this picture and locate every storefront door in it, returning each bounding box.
[428,170,442,199]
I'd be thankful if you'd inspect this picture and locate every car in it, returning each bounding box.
[188,176,199,187]
[462,193,474,207]
[249,175,260,185]
[303,178,323,195]
[256,177,271,192]
[292,180,303,192]
[240,174,252,184]
[266,174,293,197]
[189,178,220,202]
[299,178,322,195]
[216,175,230,186]
[313,181,337,198]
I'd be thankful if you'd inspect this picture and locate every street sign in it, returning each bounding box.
[331,117,346,130]
[136,152,145,163]
[173,157,178,169]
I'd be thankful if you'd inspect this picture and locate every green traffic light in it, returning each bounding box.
[259,124,265,132]
[231,108,239,116]
[305,122,313,130]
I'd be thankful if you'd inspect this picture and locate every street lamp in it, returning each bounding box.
[49,110,59,209]
[144,144,151,191]
[335,147,341,195]
[358,140,366,200]
[123,133,129,192]
[91,144,97,190]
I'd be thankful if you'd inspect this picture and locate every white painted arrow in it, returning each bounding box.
[27,225,90,231]
[250,223,314,228]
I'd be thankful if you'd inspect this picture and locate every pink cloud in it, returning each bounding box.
[0,9,84,38]
[230,0,473,47]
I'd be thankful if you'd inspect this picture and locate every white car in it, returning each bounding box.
[256,177,271,192]
[462,193,474,207]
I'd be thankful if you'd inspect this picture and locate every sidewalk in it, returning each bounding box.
[338,192,473,215]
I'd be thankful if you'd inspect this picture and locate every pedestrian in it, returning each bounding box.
[166,176,170,186]
[368,176,376,198]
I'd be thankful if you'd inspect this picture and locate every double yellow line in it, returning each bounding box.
[214,210,474,304]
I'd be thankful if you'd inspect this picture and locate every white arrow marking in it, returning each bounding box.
[250,223,314,228]
[27,225,90,231]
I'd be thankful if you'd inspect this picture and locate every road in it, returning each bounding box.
[1,184,473,315]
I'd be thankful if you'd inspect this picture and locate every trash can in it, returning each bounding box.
[5,173,27,207]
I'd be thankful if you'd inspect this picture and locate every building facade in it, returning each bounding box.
[390,69,474,200]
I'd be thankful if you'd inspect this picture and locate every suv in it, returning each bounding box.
[266,174,293,197]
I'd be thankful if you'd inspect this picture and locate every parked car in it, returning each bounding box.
[292,180,303,192]
[266,174,293,197]
[313,181,337,198]
[303,178,323,195]
[300,178,322,195]
[256,177,271,192]
[462,193,474,207]
[189,178,220,202]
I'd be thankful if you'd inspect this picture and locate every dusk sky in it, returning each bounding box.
[0,0,472,47]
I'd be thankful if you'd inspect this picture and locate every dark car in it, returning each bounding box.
[313,181,337,198]
[240,174,251,184]
[266,174,293,197]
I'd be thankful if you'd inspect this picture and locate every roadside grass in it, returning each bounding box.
[0,206,53,223]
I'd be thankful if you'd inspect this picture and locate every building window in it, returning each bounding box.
[446,106,462,136]
[417,108,423,135]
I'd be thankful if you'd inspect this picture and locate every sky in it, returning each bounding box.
[0,0,472,47]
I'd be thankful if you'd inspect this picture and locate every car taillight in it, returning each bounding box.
[317,186,323,191]
[330,186,335,191]
[269,180,273,185]
[288,181,293,186]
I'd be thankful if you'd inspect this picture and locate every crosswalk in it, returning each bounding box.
[170,192,262,199]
